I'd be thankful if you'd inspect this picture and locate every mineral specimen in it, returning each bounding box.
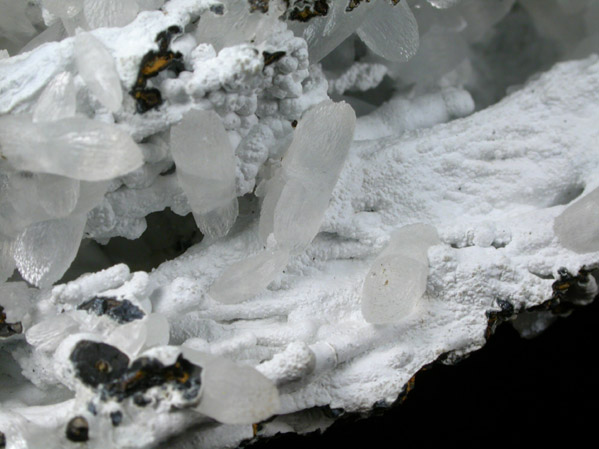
[1,1,598,448]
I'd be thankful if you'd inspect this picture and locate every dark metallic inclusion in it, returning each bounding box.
[69,340,202,403]
[485,267,599,339]
[77,297,145,324]
[249,0,271,13]
[0,431,5,449]
[262,50,286,66]
[0,305,23,338]
[284,0,329,22]
[130,26,185,113]
[66,416,89,442]
[346,0,400,12]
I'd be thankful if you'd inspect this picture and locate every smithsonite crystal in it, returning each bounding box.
[0,115,143,181]
[208,249,289,304]
[259,101,356,254]
[361,224,440,324]
[171,109,238,239]
[74,31,123,112]
[554,186,599,253]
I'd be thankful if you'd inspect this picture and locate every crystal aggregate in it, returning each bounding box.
[0,0,598,448]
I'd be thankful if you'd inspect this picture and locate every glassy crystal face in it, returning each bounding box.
[554,187,599,254]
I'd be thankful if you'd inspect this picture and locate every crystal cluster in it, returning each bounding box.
[1,1,599,448]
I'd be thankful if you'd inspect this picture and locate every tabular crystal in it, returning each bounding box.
[83,0,139,29]
[10,214,87,287]
[74,31,123,112]
[554,186,599,253]
[32,72,76,123]
[171,110,238,239]
[259,101,356,254]
[0,115,143,181]
[208,249,289,304]
[361,224,440,324]
[356,0,419,62]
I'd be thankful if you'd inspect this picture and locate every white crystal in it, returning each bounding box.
[356,0,419,62]
[287,0,378,63]
[0,115,143,181]
[42,0,84,19]
[71,181,110,215]
[194,354,280,424]
[106,319,147,357]
[35,174,81,218]
[32,72,77,123]
[427,0,463,8]
[554,186,599,253]
[83,0,139,29]
[361,224,440,324]
[195,0,284,50]
[20,21,67,54]
[389,28,468,85]
[10,215,87,287]
[171,110,238,239]
[259,101,356,253]
[74,31,123,112]
[208,249,289,304]
[143,313,170,348]
[26,315,80,352]
[7,172,81,223]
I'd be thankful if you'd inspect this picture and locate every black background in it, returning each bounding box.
[248,299,598,449]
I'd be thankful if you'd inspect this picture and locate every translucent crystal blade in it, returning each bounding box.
[382,224,441,263]
[361,254,429,324]
[208,249,289,304]
[74,31,123,112]
[195,0,284,50]
[83,0,139,29]
[171,110,238,238]
[143,313,170,348]
[356,0,419,62]
[196,356,280,424]
[10,215,86,287]
[0,115,143,181]
[287,1,378,63]
[106,320,147,357]
[32,72,77,123]
[26,315,80,351]
[361,224,439,324]
[554,187,599,253]
[193,199,239,240]
[260,101,356,253]
[35,174,81,218]
[427,0,463,8]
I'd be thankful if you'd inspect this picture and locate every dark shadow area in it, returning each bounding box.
[61,208,203,281]
[247,298,599,449]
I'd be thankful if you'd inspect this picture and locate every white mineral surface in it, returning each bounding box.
[1,1,598,448]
